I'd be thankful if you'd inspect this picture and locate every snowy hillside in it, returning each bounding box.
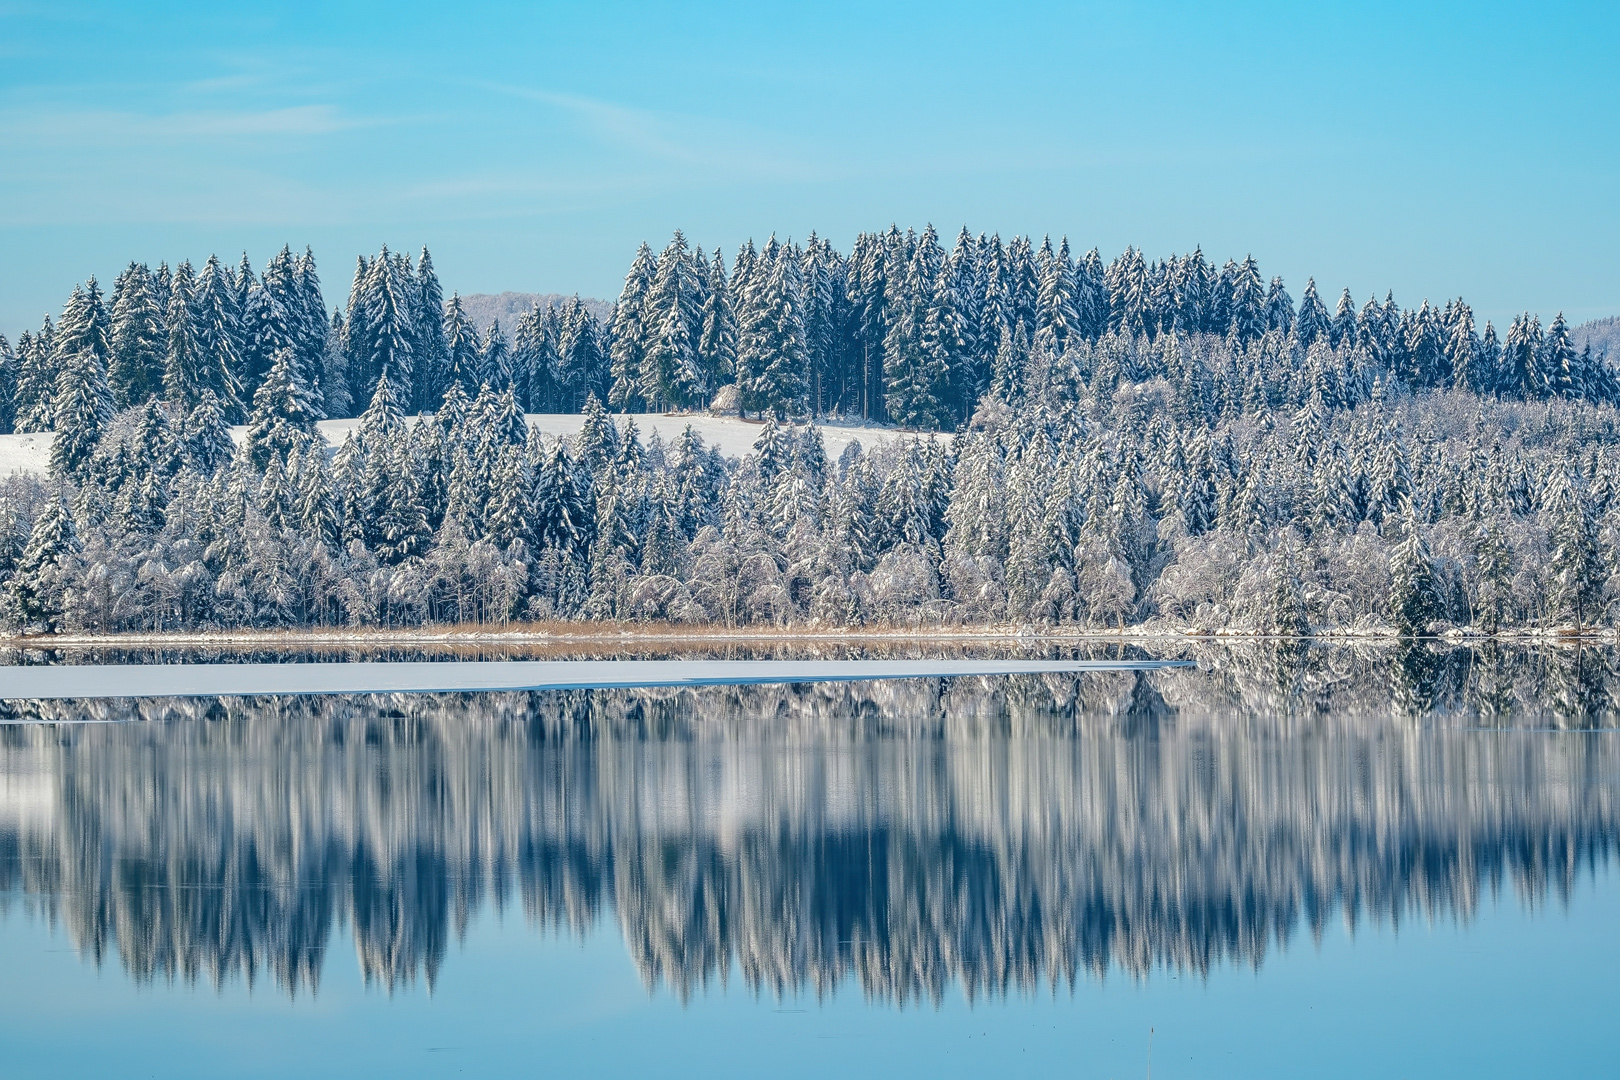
[0,415,931,477]
[1574,316,1620,359]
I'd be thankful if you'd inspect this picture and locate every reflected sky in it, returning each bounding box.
[2,644,1620,1077]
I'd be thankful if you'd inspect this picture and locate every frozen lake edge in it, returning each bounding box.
[0,658,1189,704]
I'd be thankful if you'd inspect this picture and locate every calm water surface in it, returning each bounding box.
[2,643,1619,1078]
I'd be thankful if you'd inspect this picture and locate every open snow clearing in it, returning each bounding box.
[0,414,941,477]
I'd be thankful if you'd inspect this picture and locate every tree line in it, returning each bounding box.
[1,229,1617,635]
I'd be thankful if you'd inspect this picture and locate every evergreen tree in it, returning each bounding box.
[480,321,512,389]
[609,242,656,409]
[14,320,57,433]
[1388,498,1441,636]
[49,343,114,481]
[354,247,417,406]
[414,247,449,408]
[640,230,704,410]
[181,389,236,475]
[0,335,14,435]
[441,293,481,395]
[245,348,321,469]
[1294,278,1331,345]
[1035,237,1080,353]
[1227,256,1266,342]
[1545,472,1601,630]
[11,490,80,629]
[1543,312,1582,399]
[108,263,166,407]
[737,241,808,420]
[192,254,244,414]
[696,248,737,401]
[358,368,406,451]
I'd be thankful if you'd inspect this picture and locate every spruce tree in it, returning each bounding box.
[1546,472,1601,630]
[0,335,14,435]
[480,321,512,390]
[1388,498,1441,636]
[414,247,449,407]
[49,345,114,480]
[108,262,165,407]
[181,389,236,475]
[11,490,80,629]
[443,294,481,394]
[1294,278,1331,345]
[245,347,320,469]
[737,242,808,420]
[192,254,244,414]
[14,320,57,433]
[609,242,656,410]
[641,230,704,410]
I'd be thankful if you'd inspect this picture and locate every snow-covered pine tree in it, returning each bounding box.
[533,438,593,557]
[355,247,417,407]
[363,427,430,565]
[641,231,703,410]
[1388,497,1442,636]
[557,296,605,410]
[513,304,558,413]
[413,248,449,408]
[1503,313,1545,398]
[441,293,481,397]
[240,248,302,405]
[1545,471,1601,631]
[1227,256,1266,342]
[14,320,56,433]
[357,368,406,451]
[1331,287,1357,347]
[108,263,165,408]
[845,234,888,421]
[1543,312,1583,399]
[1264,276,1294,336]
[53,278,111,378]
[1035,236,1080,354]
[192,254,244,415]
[693,248,738,406]
[479,321,512,390]
[1294,278,1330,345]
[245,347,321,469]
[609,242,656,410]
[737,240,809,420]
[180,388,235,474]
[10,489,80,629]
[49,340,114,482]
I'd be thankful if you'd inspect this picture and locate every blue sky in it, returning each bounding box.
[1,0,1616,337]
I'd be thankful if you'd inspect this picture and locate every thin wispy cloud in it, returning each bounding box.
[470,81,825,184]
[0,103,372,143]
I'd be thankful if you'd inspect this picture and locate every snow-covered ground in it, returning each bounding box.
[0,414,940,477]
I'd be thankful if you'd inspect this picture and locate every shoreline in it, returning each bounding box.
[4,623,1618,649]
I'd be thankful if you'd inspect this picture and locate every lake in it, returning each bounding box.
[2,641,1618,1077]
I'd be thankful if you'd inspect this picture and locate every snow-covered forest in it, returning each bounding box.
[1,227,1617,635]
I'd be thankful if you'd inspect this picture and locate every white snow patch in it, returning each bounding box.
[0,415,942,477]
[0,432,54,478]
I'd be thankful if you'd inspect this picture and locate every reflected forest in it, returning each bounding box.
[3,643,1619,1003]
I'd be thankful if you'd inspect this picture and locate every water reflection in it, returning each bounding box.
[1,643,1618,1003]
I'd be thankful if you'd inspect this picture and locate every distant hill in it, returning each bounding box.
[1573,316,1619,359]
[457,292,611,335]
